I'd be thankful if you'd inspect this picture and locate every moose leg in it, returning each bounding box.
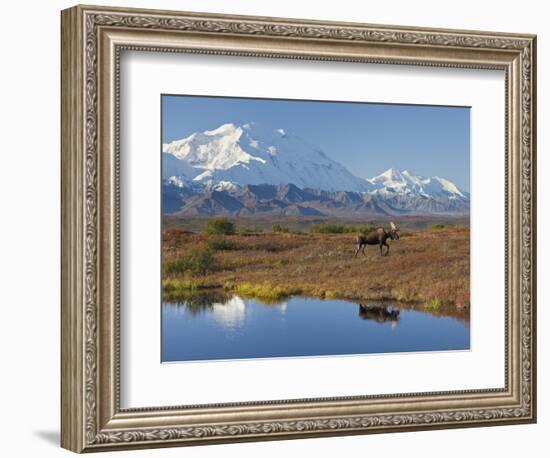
[362,245,367,256]
[384,242,390,256]
[379,243,384,256]
[354,244,361,258]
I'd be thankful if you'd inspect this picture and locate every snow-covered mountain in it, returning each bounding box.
[162,122,469,216]
[367,168,469,201]
[162,122,372,192]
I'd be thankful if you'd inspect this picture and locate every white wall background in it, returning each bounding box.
[0,0,546,456]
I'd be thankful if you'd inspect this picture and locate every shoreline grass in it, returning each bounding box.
[227,283,301,302]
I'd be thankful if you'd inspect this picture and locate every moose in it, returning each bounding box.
[358,304,400,328]
[354,222,400,258]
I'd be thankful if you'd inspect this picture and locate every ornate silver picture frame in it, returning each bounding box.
[61,4,536,453]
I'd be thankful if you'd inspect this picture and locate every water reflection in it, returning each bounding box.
[166,291,467,324]
[162,292,470,362]
[168,290,229,315]
[211,296,246,328]
[358,304,400,329]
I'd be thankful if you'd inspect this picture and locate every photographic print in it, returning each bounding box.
[161,95,471,363]
[61,7,536,450]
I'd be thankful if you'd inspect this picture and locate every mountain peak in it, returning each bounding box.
[385,167,400,173]
[380,167,404,179]
[204,123,240,136]
[371,168,406,185]
[163,122,372,192]
[369,168,466,200]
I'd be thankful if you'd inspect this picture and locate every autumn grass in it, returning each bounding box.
[308,222,374,234]
[164,248,216,275]
[226,283,302,303]
[162,225,470,310]
[424,298,442,311]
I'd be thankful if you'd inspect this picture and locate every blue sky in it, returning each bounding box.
[162,95,470,191]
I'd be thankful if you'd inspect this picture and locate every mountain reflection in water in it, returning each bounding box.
[162,293,469,362]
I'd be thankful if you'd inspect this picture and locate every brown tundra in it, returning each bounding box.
[354,222,400,257]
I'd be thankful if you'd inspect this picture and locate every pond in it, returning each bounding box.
[161,293,470,362]
[161,294,470,362]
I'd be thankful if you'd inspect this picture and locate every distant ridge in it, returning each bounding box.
[164,183,469,217]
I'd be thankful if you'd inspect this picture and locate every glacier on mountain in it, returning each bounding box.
[162,122,469,216]
[162,122,374,193]
[367,168,468,200]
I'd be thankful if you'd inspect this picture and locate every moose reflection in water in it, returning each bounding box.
[162,293,470,362]
[358,303,400,329]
